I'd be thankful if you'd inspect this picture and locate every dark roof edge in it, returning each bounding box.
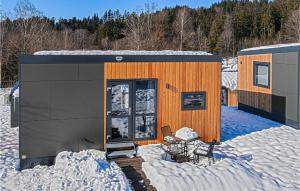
[237,45,300,56]
[19,54,222,64]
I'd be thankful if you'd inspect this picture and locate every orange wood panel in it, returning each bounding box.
[228,89,238,107]
[237,54,272,112]
[104,61,221,145]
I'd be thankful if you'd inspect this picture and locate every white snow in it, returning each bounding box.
[0,88,10,105]
[34,50,211,56]
[12,88,19,98]
[222,57,238,90]
[175,127,198,141]
[138,106,300,191]
[240,43,300,52]
[0,103,131,191]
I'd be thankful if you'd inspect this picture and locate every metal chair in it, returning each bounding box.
[193,139,217,165]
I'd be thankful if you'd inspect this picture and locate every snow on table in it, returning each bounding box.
[0,104,131,191]
[138,106,300,191]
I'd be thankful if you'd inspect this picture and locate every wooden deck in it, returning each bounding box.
[110,157,157,191]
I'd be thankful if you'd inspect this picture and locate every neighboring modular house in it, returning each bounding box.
[237,43,300,129]
[221,58,238,107]
[18,50,222,169]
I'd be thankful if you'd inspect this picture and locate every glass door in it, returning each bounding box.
[106,79,157,143]
[134,80,157,140]
[107,81,133,142]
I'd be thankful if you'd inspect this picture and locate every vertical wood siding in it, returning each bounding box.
[238,54,272,112]
[104,62,221,145]
[228,90,238,107]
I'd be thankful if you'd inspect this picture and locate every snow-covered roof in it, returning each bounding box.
[222,57,237,90]
[222,71,237,90]
[34,50,212,56]
[240,43,300,52]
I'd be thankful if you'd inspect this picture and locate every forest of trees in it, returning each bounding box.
[0,0,299,85]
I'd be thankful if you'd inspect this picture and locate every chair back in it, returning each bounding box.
[207,139,217,158]
[161,125,172,138]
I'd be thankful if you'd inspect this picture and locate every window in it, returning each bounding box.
[253,61,270,88]
[182,92,206,110]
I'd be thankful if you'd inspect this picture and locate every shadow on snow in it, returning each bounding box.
[221,106,282,142]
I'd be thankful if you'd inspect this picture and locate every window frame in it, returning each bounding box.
[181,91,206,111]
[253,61,270,88]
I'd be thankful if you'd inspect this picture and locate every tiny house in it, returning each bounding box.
[237,43,300,129]
[19,51,222,168]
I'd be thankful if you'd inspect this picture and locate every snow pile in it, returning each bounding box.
[222,71,237,90]
[175,127,198,141]
[34,50,211,56]
[222,57,238,90]
[138,106,300,191]
[12,88,19,98]
[0,104,131,191]
[0,88,11,105]
[240,43,300,52]
[51,150,131,190]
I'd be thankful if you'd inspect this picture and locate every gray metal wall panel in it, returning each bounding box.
[298,51,300,129]
[20,62,105,159]
[20,82,51,121]
[11,97,19,127]
[79,64,104,80]
[272,51,299,123]
[20,118,104,158]
[50,80,103,119]
[21,64,78,81]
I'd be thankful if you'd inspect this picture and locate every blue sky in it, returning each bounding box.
[2,0,219,19]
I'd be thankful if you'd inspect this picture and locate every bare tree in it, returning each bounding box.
[217,15,234,56]
[123,12,144,50]
[174,7,194,51]
[283,9,300,43]
[195,25,208,52]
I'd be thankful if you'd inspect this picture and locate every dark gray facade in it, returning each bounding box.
[11,97,19,128]
[19,57,105,167]
[238,45,300,129]
[272,51,299,128]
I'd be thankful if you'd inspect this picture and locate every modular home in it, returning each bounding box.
[19,50,222,168]
[237,43,300,129]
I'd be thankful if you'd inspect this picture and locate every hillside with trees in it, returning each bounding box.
[0,0,299,85]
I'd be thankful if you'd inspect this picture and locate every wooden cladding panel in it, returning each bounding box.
[104,62,221,145]
[238,54,272,112]
[228,90,238,107]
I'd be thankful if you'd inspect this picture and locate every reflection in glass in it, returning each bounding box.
[111,117,128,139]
[111,84,129,116]
[135,116,155,139]
[135,81,156,114]
[182,92,206,110]
[257,65,269,86]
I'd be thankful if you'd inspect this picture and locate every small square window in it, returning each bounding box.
[253,61,270,88]
[181,92,206,110]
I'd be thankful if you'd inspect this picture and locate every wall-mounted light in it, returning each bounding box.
[116,56,123,62]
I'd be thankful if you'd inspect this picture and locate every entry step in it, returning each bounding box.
[107,142,135,149]
[107,150,136,158]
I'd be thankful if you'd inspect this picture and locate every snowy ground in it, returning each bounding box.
[138,106,300,191]
[0,103,131,190]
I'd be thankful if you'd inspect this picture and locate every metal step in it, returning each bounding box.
[107,150,136,158]
[106,142,135,149]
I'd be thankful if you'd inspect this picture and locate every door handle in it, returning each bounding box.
[107,111,111,116]
[128,107,131,115]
